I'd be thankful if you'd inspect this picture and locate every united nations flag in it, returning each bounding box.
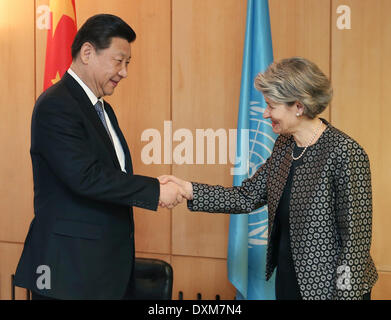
[228,0,277,300]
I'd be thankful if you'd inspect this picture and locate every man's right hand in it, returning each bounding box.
[159,181,187,209]
[158,175,193,209]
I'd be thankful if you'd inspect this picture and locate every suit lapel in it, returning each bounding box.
[104,102,134,174]
[61,73,121,170]
[268,136,294,223]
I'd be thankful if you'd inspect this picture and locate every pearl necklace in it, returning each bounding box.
[291,120,323,161]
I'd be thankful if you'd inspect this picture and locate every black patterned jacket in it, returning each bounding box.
[188,119,378,300]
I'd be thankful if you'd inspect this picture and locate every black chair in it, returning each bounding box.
[126,257,173,300]
[11,257,173,300]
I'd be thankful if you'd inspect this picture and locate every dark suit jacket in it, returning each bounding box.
[14,72,160,299]
[188,119,378,300]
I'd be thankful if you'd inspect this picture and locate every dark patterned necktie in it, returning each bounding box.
[94,100,114,144]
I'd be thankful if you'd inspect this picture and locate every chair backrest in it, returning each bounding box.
[127,257,173,300]
[10,274,31,300]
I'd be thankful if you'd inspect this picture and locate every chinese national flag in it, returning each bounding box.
[43,0,77,91]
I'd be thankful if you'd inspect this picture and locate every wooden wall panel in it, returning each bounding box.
[331,0,391,283]
[0,1,35,243]
[136,252,171,265]
[35,0,49,97]
[171,256,236,300]
[0,242,25,300]
[171,0,247,259]
[269,0,331,121]
[372,271,391,300]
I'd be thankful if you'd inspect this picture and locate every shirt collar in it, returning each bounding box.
[67,68,104,107]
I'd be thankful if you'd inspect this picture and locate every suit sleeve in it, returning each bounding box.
[33,97,160,211]
[334,141,374,299]
[187,158,269,214]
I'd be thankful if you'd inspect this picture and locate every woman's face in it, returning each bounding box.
[263,98,301,135]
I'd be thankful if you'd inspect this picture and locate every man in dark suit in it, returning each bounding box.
[14,14,183,300]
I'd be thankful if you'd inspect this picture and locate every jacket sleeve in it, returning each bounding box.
[33,97,160,211]
[334,140,374,299]
[187,158,269,214]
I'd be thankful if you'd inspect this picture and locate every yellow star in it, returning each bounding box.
[51,72,61,85]
[50,0,76,36]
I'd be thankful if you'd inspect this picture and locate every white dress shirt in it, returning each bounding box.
[67,68,127,173]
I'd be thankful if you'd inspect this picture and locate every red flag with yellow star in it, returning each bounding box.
[43,0,77,91]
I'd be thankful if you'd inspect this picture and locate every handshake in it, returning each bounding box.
[158,175,193,209]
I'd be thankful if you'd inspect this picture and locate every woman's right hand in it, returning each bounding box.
[158,175,193,201]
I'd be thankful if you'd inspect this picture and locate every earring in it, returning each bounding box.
[296,113,300,117]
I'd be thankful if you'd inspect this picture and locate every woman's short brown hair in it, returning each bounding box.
[254,57,333,119]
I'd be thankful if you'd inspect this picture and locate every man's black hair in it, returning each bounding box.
[71,14,136,59]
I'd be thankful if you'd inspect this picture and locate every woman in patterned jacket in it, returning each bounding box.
[159,57,378,300]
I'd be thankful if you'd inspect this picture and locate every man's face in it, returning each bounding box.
[88,37,131,97]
